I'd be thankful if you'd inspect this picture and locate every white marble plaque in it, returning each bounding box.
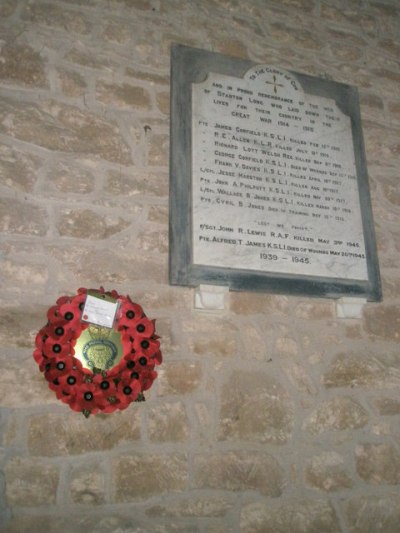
[192,66,368,281]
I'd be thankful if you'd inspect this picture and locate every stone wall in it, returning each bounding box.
[1,0,400,531]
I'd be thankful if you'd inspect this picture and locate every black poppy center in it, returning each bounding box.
[56,361,65,370]
[53,344,62,354]
[84,392,93,401]
[55,327,64,336]
[53,378,59,385]
[131,372,139,379]
[123,386,132,395]
[141,340,149,349]
[127,360,135,369]
[100,380,110,390]
[64,311,74,321]
[139,357,147,366]
[126,310,135,319]
[67,376,76,385]
[79,302,85,310]
[137,324,145,333]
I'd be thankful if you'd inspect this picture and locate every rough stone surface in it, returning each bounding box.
[240,499,340,532]
[218,370,293,444]
[346,493,400,533]
[28,411,141,455]
[305,396,369,434]
[374,397,400,415]
[193,451,284,496]
[147,497,233,517]
[0,99,132,164]
[22,3,91,34]
[105,170,168,197]
[147,401,190,441]
[157,361,202,395]
[306,452,353,491]
[5,458,59,506]
[364,305,400,340]
[96,81,151,109]
[69,464,105,504]
[0,145,41,192]
[0,198,47,236]
[113,454,188,501]
[57,209,130,239]
[322,353,400,388]
[0,43,47,87]
[356,443,400,485]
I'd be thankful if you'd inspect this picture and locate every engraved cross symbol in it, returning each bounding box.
[265,75,284,94]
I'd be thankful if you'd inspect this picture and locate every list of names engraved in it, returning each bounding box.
[191,66,368,280]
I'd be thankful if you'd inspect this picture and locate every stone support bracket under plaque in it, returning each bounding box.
[169,44,381,302]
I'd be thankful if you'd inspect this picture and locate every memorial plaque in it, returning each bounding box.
[169,44,381,301]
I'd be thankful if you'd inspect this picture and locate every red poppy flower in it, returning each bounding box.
[58,301,82,330]
[117,302,144,329]
[57,369,85,394]
[131,335,160,358]
[141,369,158,391]
[42,335,72,358]
[115,378,141,408]
[68,382,106,414]
[47,305,60,322]
[33,348,48,372]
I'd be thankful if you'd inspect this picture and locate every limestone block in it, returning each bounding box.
[147,134,169,166]
[305,396,368,434]
[0,43,47,87]
[126,68,169,86]
[322,353,399,388]
[105,171,168,197]
[240,499,340,533]
[0,145,41,192]
[146,496,233,517]
[218,370,293,444]
[28,411,140,456]
[147,401,190,442]
[0,99,132,164]
[69,464,105,504]
[305,452,353,491]
[148,205,168,224]
[230,292,289,315]
[112,454,188,501]
[186,315,238,358]
[356,443,400,484]
[136,229,168,254]
[193,450,284,497]
[0,353,56,408]
[346,493,400,533]
[374,397,400,415]
[157,361,202,395]
[0,198,47,236]
[364,305,400,340]
[0,0,16,17]
[58,69,87,98]
[57,209,130,239]
[21,3,91,34]
[49,161,95,194]
[5,458,59,506]
[156,92,170,115]
[96,81,151,109]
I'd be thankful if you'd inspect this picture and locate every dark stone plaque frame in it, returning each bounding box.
[169,44,381,301]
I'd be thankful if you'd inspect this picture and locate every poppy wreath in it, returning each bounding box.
[33,287,162,417]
